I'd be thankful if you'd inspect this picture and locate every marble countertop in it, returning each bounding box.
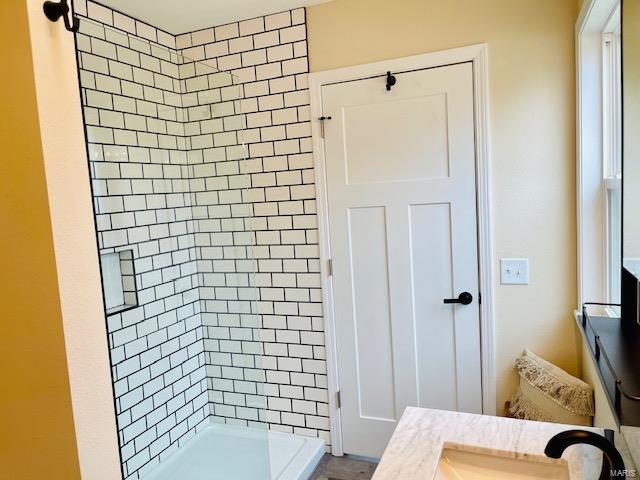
[372,407,604,480]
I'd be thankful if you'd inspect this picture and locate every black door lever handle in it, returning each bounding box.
[443,292,473,305]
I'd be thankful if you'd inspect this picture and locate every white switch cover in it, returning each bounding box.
[500,258,529,285]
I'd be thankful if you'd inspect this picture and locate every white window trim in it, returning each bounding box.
[576,0,621,310]
[602,19,622,307]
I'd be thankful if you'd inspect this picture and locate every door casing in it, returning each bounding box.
[309,44,494,456]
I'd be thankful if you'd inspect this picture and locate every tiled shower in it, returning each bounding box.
[75,1,328,478]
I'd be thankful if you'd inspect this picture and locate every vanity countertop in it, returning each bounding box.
[372,407,604,480]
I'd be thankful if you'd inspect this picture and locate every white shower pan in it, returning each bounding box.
[142,423,325,480]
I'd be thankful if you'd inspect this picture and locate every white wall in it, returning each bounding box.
[25,0,122,477]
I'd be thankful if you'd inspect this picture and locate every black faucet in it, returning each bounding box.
[544,429,625,480]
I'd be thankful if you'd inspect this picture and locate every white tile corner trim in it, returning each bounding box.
[76,1,328,478]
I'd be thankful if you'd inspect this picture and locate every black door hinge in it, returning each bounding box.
[319,116,332,138]
[386,71,397,91]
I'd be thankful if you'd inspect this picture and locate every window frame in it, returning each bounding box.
[602,18,622,307]
[576,0,621,310]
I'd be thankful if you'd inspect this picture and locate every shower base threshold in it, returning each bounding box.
[142,422,326,480]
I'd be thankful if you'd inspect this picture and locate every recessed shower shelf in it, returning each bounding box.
[100,249,138,316]
[105,303,137,316]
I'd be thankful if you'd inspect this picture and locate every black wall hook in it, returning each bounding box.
[386,71,397,91]
[43,0,80,32]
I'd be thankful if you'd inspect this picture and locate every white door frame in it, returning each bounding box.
[309,44,494,456]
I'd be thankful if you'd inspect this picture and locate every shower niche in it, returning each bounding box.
[100,249,138,315]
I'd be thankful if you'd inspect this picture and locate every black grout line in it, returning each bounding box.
[81,0,176,44]
[173,7,306,39]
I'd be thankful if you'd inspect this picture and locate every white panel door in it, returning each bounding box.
[322,62,482,458]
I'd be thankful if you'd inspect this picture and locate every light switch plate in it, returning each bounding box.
[500,258,529,285]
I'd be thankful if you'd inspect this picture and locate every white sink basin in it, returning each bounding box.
[434,442,570,480]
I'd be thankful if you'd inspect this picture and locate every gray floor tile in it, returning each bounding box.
[310,454,378,480]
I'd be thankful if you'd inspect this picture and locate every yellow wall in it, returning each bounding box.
[307,0,579,413]
[0,1,81,478]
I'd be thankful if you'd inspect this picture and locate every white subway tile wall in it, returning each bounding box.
[77,5,210,478]
[75,1,329,476]
[177,11,329,443]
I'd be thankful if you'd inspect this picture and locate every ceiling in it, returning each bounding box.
[98,0,334,35]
